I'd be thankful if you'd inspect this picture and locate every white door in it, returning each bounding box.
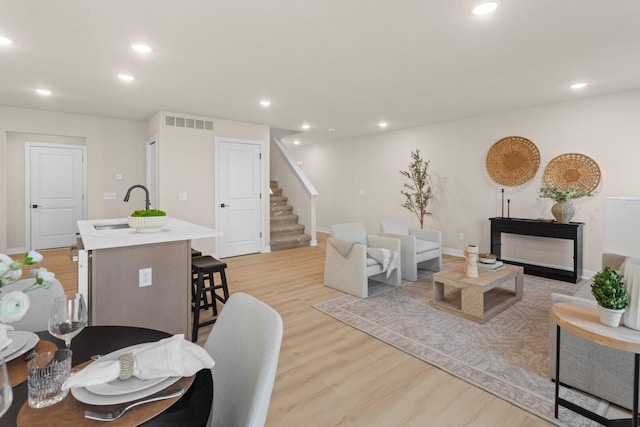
[28,145,85,250]
[217,139,262,258]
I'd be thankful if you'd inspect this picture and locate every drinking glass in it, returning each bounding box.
[27,350,71,408]
[0,358,12,418]
[48,294,88,350]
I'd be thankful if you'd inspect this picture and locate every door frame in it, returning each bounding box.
[214,136,267,257]
[145,135,158,209]
[24,142,87,250]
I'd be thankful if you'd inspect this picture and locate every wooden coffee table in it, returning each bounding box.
[432,265,524,323]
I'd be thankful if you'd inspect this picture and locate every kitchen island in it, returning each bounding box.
[77,217,221,336]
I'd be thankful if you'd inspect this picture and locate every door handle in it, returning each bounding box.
[220,203,231,208]
[32,204,39,209]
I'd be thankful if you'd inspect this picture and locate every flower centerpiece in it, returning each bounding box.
[0,251,56,323]
[538,186,591,224]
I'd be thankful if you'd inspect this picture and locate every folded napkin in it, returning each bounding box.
[0,324,13,351]
[62,334,214,390]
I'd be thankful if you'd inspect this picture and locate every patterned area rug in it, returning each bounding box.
[314,267,609,427]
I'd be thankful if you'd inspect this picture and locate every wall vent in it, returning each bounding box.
[165,115,214,132]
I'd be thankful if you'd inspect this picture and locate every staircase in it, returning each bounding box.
[270,180,312,251]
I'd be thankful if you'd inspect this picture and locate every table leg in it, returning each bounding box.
[555,325,560,419]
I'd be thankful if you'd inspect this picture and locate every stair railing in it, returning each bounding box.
[272,137,319,246]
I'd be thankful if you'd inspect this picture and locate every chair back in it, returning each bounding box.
[204,293,283,427]
[331,223,367,245]
[381,219,410,236]
[2,278,65,331]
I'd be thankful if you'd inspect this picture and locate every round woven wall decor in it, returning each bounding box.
[543,153,601,194]
[485,136,540,186]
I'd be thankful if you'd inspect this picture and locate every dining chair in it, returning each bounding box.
[2,278,65,331]
[380,218,442,281]
[204,292,283,427]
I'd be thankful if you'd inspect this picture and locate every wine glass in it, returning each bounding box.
[48,294,88,350]
[0,358,12,418]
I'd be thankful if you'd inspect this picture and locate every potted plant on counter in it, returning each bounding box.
[128,209,169,233]
[591,266,628,327]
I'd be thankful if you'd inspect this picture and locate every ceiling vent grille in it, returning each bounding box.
[165,115,214,131]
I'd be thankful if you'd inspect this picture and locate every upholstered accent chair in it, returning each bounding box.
[324,223,401,298]
[380,219,442,281]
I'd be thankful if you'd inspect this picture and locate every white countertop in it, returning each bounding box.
[77,217,222,250]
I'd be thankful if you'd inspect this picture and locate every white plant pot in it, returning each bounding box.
[597,305,625,327]
[128,215,169,233]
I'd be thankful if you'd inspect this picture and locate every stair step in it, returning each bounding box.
[270,187,283,197]
[270,180,278,189]
[270,196,288,206]
[270,234,312,251]
[270,214,299,226]
[270,223,305,238]
[270,205,293,216]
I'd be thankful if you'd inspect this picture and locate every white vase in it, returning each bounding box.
[464,245,479,278]
[598,305,625,327]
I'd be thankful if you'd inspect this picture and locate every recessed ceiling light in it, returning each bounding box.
[570,82,588,90]
[118,74,135,82]
[378,121,388,129]
[328,128,336,133]
[301,123,311,130]
[293,140,301,145]
[259,100,271,107]
[35,89,52,96]
[472,1,501,15]
[131,43,152,53]
[0,36,13,45]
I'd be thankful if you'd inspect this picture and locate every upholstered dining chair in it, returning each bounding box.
[324,222,401,298]
[204,292,283,427]
[2,278,65,331]
[380,218,442,281]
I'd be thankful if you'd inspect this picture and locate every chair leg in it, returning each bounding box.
[191,273,205,342]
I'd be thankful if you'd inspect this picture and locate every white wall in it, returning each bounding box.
[148,112,270,256]
[290,89,640,275]
[0,106,147,251]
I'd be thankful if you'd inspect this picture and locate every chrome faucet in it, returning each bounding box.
[124,185,150,210]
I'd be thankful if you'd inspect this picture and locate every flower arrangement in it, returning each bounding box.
[538,186,590,202]
[0,251,56,323]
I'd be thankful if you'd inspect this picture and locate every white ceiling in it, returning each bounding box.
[1,0,639,145]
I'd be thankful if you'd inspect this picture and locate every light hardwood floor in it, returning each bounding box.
[31,235,552,426]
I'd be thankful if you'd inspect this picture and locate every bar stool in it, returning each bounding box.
[191,255,229,342]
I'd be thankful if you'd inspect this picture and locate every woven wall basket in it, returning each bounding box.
[486,136,540,186]
[543,153,601,194]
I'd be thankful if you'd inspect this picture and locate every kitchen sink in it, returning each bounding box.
[93,223,130,230]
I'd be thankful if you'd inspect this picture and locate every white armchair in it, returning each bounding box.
[380,219,442,281]
[324,223,401,298]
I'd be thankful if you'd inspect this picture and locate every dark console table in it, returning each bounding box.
[489,217,584,283]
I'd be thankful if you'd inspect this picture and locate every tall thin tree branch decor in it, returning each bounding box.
[400,149,433,229]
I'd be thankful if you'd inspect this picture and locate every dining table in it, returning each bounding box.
[3,326,213,426]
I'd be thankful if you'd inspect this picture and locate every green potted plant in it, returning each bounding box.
[538,186,590,224]
[128,209,169,233]
[591,266,628,327]
[400,149,433,229]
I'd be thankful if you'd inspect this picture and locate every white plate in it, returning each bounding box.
[72,376,181,405]
[82,344,168,396]
[2,331,39,362]
[0,333,26,358]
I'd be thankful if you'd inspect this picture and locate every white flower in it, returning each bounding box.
[0,291,31,323]
[25,250,44,264]
[0,254,13,265]
[33,268,56,286]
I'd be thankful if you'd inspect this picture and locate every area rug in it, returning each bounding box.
[313,268,609,427]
